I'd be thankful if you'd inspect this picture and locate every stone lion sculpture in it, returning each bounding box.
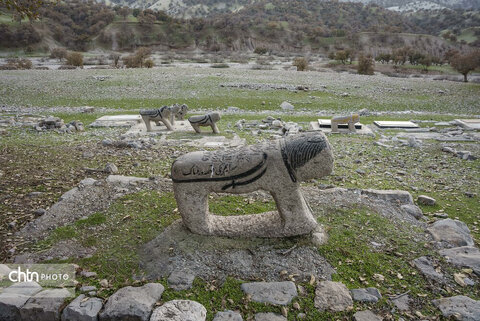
[170,104,188,124]
[188,112,221,134]
[331,114,359,133]
[140,106,174,132]
[171,132,334,237]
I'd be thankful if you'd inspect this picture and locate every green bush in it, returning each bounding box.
[357,54,374,75]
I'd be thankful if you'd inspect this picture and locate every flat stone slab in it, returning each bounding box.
[433,295,480,321]
[241,281,297,305]
[374,121,419,128]
[150,300,206,321]
[167,271,195,291]
[428,219,474,248]
[61,294,103,321]
[391,294,410,311]
[0,282,43,321]
[314,281,353,312]
[90,115,142,127]
[350,287,382,303]
[354,310,383,321]
[213,310,243,321]
[255,313,287,321]
[412,256,445,283]
[439,246,480,275]
[455,119,480,130]
[20,288,73,321]
[361,189,413,204]
[126,120,193,134]
[99,283,164,321]
[309,120,374,135]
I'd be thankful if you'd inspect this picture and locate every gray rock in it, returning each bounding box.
[61,294,103,321]
[34,208,46,217]
[0,282,43,321]
[254,312,287,321]
[400,204,423,219]
[80,271,97,278]
[104,163,118,174]
[412,256,444,283]
[417,195,436,206]
[433,296,480,321]
[314,281,353,312]
[361,189,413,204]
[150,300,206,321]
[20,288,72,321]
[167,271,195,291]
[350,287,382,303]
[428,219,474,247]
[79,178,97,187]
[439,246,480,275]
[79,286,97,293]
[391,294,410,311]
[280,101,294,111]
[99,283,164,321]
[241,281,297,305]
[354,310,383,321]
[213,310,243,321]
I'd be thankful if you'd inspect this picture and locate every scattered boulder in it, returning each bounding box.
[20,288,72,321]
[361,189,413,204]
[99,283,164,321]
[433,296,480,321]
[34,209,46,217]
[213,310,243,321]
[241,281,297,305]
[439,246,480,275]
[391,294,410,311]
[428,219,474,248]
[280,101,294,111]
[353,310,383,321]
[254,312,287,321]
[150,300,206,321]
[79,286,97,293]
[227,106,241,113]
[417,195,436,206]
[0,282,43,321]
[350,287,382,303]
[167,271,195,291]
[104,163,118,174]
[61,294,103,321]
[314,281,353,312]
[400,204,423,219]
[412,256,445,283]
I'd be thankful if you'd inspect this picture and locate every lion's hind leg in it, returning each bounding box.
[173,182,212,235]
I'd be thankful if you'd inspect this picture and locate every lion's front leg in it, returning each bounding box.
[271,187,317,235]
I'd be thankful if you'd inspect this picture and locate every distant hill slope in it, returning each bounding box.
[341,0,479,10]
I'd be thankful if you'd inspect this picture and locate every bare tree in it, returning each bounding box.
[450,51,480,82]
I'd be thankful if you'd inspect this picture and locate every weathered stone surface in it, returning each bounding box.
[255,312,287,321]
[391,294,410,311]
[171,132,334,238]
[280,101,294,111]
[79,286,97,293]
[400,204,423,219]
[412,256,445,283]
[361,189,413,204]
[350,287,382,303]
[417,195,436,206]
[188,112,221,134]
[241,281,297,305]
[213,310,243,321]
[0,264,12,279]
[428,219,474,247]
[167,271,195,291]
[0,282,42,321]
[354,310,383,321]
[61,294,103,321]
[20,288,72,321]
[314,281,353,312]
[439,246,480,275]
[99,283,164,321]
[150,300,206,321]
[433,296,480,321]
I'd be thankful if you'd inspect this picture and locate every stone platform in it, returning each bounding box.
[126,120,193,135]
[89,115,142,128]
[309,120,374,135]
[373,121,419,129]
[455,119,480,130]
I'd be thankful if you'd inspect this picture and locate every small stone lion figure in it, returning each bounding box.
[331,114,360,133]
[171,132,334,237]
[188,112,221,134]
[140,106,174,132]
[170,104,188,125]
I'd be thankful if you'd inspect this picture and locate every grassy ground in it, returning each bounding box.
[0,67,479,320]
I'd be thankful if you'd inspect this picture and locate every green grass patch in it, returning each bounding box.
[209,195,276,216]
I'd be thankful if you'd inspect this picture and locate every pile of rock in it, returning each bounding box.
[442,145,477,161]
[234,116,302,136]
[35,116,84,133]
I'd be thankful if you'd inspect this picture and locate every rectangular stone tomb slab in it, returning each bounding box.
[126,120,194,135]
[317,119,362,129]
[89,115,142,128]
[373,121,419,128]
[455,119,480,130]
